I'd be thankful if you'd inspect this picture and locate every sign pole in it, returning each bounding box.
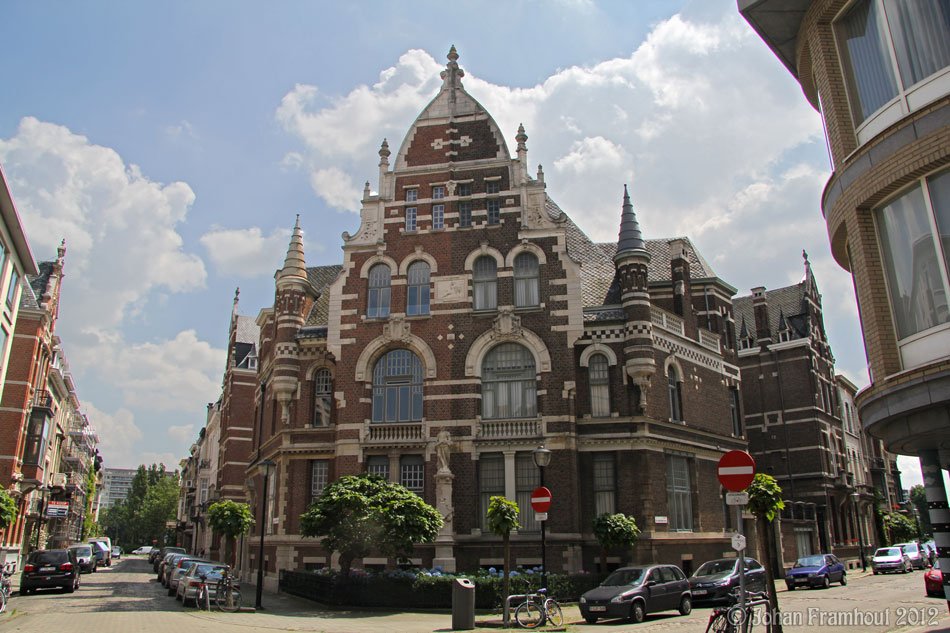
[738,504,746,633]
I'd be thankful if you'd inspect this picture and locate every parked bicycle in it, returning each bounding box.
[0,563,12,614]
[514,588,563,629]
[705,590,772,633]
[214,565,241,612]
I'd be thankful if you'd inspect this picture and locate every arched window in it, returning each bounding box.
[473,256,497,311]
[313,369,333,427]
[372,349,423,423]
[482,343,536,419]
[513,252,539,307]
[368,264,391,318]
[668,365,683,422]
[406,261,430,316]
[589,353,611,417]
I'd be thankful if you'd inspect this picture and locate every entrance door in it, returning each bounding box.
[796,529,813,558]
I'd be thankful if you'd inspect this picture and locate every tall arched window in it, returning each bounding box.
[589,353,610,417]
[473,256,497,311]
[406,261,430,316]
[513,252,539,307]
[668,365,683,422]
[482,343,536,419]
[368,264,391,318]
[313,369,333,427]
[372,349,423,423]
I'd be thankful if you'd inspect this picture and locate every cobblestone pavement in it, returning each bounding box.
[0,556,946,632]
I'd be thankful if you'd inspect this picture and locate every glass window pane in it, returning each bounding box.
[514,253,539,307]
[927,168,950,282]
[479,454,505,530]
[590,354,611,417]
[885,0,950,87]
[311,460,329,501]
[516,453,540,531]
[836,0,900,123]
[877,184,950,338]
[459,201,472,227]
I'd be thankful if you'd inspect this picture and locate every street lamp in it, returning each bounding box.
[532,446,552,586]
[851,491,867,572]
[254,458,276,610]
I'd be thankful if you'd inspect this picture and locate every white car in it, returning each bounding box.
[871,547,912,574]
[131,546,153,555]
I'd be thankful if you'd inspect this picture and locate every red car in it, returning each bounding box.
[925,560,943,597]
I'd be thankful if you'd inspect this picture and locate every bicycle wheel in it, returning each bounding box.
[216,584,241,612]
[706,612,731,633]
[544,599,563,626]
[0,588,6,614]
[515,601,544,629]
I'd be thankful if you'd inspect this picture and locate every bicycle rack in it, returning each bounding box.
[504,594,529,627]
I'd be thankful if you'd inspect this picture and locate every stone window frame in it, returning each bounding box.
[371,348,425,424]
[311,367,333,427]
[664,357,685,423]
[481,343,537,420]
[405,260,431,317]
[310,459,329,501]
[363,259,396,320]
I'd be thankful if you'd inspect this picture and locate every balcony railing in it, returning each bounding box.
[477,418,540,439]
[699,329,721,353]
[365,423,424,443]
[651,307,684,336]
[31,390,54,413]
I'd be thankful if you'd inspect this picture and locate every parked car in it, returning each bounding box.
[67,544,97,574]
[871,546,912,574]
[111,547,122,560]
[925,559,943,596]
[153,546,185,572]
[132,546,153,555]
[89,540,111,567]
[161,553,197,586]
[20,549,80,594]
[166,557,207,596]
[176,562,229,606]
[895,542,928,569]
[689,557,767,605]
[579,564,692,624]
[784,554,846,589]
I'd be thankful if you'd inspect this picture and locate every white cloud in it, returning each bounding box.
[0,117,207,330]
[310,167,360,211]
[83,402,142,469]
[76,329,224,414]
[200,225,299,277]
[168,424,196,446]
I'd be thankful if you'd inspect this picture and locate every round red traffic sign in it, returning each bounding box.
[530,486,552,513]
[718,450,756,492]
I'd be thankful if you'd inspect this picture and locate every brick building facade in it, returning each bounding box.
[235,50,751,587]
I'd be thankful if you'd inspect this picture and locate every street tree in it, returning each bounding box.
[207,500,254,567]
[747,473,786,633]
[909,485,932,537]
[0,490,17,531]
[592,513,640,574]
[300,474,443,576]
[883,511,916,543]
[486,495,519,615]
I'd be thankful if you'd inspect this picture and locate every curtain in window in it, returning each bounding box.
[313,369,332,426]
[372,349,424,423]
[885,0,950,86]
[877,183,949,338]
[311,460,329,501]
[666,455,692,531]
[589,354,611,417]
[473,256,497,311]
[482,343,537,419]
[516,453,540,532]
[514,253,540,307]
[837,0,900,123]
[407,261,431,316]
[593,453,616,516]
[479,453,505,531]
[368,264,391,318]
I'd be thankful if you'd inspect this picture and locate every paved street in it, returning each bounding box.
[0,556,947,632]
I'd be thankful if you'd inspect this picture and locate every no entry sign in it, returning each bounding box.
[530,486,552,513]
[718,450,756,492]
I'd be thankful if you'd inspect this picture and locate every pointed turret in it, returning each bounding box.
[615,185,649,263]
[277,215,307,286]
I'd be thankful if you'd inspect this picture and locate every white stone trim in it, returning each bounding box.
[463,243,505,271]
[579,343,618,367]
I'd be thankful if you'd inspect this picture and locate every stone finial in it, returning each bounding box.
[57,238,66,263]
[516,123,528,151]
[277,215,306,283]
[447,45,459,62]
[364,181,371,197]
[440,45,465,86]
[614,185,649,262]
[379,138,390,162]
[537,164,544,183]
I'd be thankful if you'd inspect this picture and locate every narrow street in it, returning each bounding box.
[0,556,946,633]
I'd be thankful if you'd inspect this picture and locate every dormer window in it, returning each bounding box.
[778,328,791,343]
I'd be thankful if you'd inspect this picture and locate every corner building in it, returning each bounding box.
[245,49,747,585]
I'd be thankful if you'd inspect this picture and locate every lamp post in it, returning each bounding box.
[532,446,552,586]
[254,458,276,610]
[851,491,866,572]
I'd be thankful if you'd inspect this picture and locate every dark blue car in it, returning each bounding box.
[785,554,846,590]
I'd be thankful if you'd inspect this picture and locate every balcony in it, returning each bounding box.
[363,422,424,444]
[651,306,721,353]
[31,391,54,415]
[477,418,540,439]
[869,456,886,471]
[66,473,84,490]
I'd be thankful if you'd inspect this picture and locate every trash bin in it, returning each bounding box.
[452,577,475,630]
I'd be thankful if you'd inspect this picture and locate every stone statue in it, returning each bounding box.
[436,430,453,473]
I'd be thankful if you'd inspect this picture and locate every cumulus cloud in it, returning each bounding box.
[83,402,143,468]
[168,424,196,445]
[310,167,360,211]
[0,117,207,329]
[200,225,301,277]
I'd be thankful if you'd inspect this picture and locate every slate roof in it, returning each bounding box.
[305,265,345,326]
[733,282,812,340]
[234,315,259,345]
[20,261,54,310]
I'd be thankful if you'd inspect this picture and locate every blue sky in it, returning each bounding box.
[0,0,925,487]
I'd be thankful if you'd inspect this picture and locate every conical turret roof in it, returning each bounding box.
[277,215,307,284]
[614,185,649,263]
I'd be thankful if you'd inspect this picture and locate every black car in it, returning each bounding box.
[579,564,692,624]
[20,549,80,594]
[67,544,97,574]
[689,557,767,605]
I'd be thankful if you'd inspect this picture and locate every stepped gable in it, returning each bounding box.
[304,264,344,326]
[734,283,811,340]
[395,47,508,169]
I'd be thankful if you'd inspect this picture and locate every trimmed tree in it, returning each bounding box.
[486,495,520,618]
[207,499,254,567]
[0,490,16,531]
[592,513,640,574]
[747,473,785,633]
[300,474,443,576]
